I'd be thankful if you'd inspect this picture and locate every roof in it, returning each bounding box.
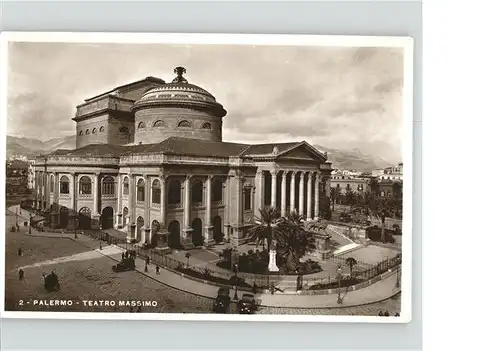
[45,137,326,160]
[84,76,166,102]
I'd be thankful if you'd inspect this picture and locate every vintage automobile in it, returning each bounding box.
[237,293,257,314]
[212,287,231,314]
[112,257,136,272]
[43,272,60,292]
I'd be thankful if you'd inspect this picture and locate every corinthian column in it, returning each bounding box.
[307,172,313,221]
[116,175,122,228]
[298,172,305,216]
[280,171,287,217]
[290,172,296,213]
[181,175,194,249]
[314,173,321,220]
[254,170,264,218]
[204,175,215,246]
[271,170,277,208]
[160,175,167,227]
[93,173,100,219]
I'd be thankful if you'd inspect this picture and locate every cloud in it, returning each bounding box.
[6,41,405,162]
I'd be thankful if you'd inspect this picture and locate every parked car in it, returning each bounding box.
[112,257,136,272]
[237,293,257,314]
[212,287,231,314]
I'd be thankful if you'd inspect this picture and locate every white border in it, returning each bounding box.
[0,32,414,323]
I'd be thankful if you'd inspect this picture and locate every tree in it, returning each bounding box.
[185,252,191,268]
[344,188,355,207]
[247,206,284,252]
[345,257,358,277]
[368,177,380,196]
[275,218,316,272]
[330,187,342,211]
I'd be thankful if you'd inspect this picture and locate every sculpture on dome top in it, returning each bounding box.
[172,66,188,83]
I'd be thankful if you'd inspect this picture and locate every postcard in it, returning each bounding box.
[0,32,413,323]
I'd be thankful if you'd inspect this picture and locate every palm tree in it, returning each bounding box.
[247,206,284,252]
[345,257,358,277]
[275,218,316,272]
[185,252,191,268]
[286,210,304,226]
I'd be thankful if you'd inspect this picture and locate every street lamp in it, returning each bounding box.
[28,214,32,234]
[233,263,239,301]
[336,266,343,304]
[395,266,400,288]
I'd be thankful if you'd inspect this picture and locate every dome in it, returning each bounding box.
[131,67,227,118]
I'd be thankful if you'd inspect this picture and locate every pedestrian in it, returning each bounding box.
[155,265,160,275]
[18,269,24,280]
[271,283,275,295]
[144,264,148,273]
[18,248,22,256]
[146,256,150,265]
[121,252,125,261]
[99,242,102,250]
[125,251,129,259]
[252,282,257,294]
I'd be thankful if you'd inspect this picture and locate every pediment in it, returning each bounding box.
[278,143,327,162]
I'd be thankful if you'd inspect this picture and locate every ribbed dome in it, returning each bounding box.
[131,67,227,118]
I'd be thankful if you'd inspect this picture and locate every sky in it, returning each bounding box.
[7,41,405,163]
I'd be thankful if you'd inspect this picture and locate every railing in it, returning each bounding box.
[192,202,204,209]
[83,230,402,293]
[167,203,182,210]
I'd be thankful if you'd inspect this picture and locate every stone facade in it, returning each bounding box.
[33,68,332,250]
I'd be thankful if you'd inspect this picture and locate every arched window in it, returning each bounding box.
[137,122,145,129]
[60,175,70,194]
[119,126,129,133]
[79,131,83,136]
[92,128,96,134]
[137,179,145,202]
[168,179,181,204]
[102,176,115,195]
[152,179,161,204]
[79,176,92,195]
[192,180,203,203]
[85,129,90,135]
[178,120,192,128]
[153,120,164,127]
[99,126,104,132]
[50,175,55,193]
[123,176,129,195]
[202,122,211,130]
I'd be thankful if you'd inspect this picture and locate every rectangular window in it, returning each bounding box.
[244,188,251,210]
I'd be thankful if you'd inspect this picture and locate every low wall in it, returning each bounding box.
[327,223,367,240]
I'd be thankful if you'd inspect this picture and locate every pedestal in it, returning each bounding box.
[156,229,169,248]
[204,225,215,247]
[181,228,195,250]
[128,224,136,243]
[268,249,279,272]
[141,227,151,245]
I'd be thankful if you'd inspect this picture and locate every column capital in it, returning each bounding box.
[185,174,193,181]
[206,174,214,181]
[256,170,264,177]
[289,171,297,177]
[300,171,306,180]
[281,170,288,176]
[270,170,278,177]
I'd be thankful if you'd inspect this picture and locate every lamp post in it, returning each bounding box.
[233,263,239,301]
[395,266,400,288]
[336,266,343,304]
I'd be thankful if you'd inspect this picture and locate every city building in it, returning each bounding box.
[6,159,30,195]
[330,174,369,194]
[33,67,332,249]
[379,162,403,181]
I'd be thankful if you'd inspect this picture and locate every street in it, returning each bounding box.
[4,210,400,316]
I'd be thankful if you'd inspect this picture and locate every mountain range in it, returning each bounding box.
[6,135,392,171]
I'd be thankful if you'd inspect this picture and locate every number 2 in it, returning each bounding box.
[18,300,24,305]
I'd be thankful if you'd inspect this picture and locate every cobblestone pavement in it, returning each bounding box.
[257,294,401,315]
[5,211,400,316]
[4,213,213,314]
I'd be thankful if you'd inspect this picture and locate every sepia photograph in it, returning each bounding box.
[0,32,413,322]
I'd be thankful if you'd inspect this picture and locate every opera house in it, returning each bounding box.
[33,67,332,249]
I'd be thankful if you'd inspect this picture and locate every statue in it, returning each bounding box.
[268,240,279,272]
[172,66,188,83]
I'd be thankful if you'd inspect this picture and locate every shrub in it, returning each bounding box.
[309,277,364,290]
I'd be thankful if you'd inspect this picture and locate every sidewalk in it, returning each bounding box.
[8,205,401,309]
[100,244,400,309]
